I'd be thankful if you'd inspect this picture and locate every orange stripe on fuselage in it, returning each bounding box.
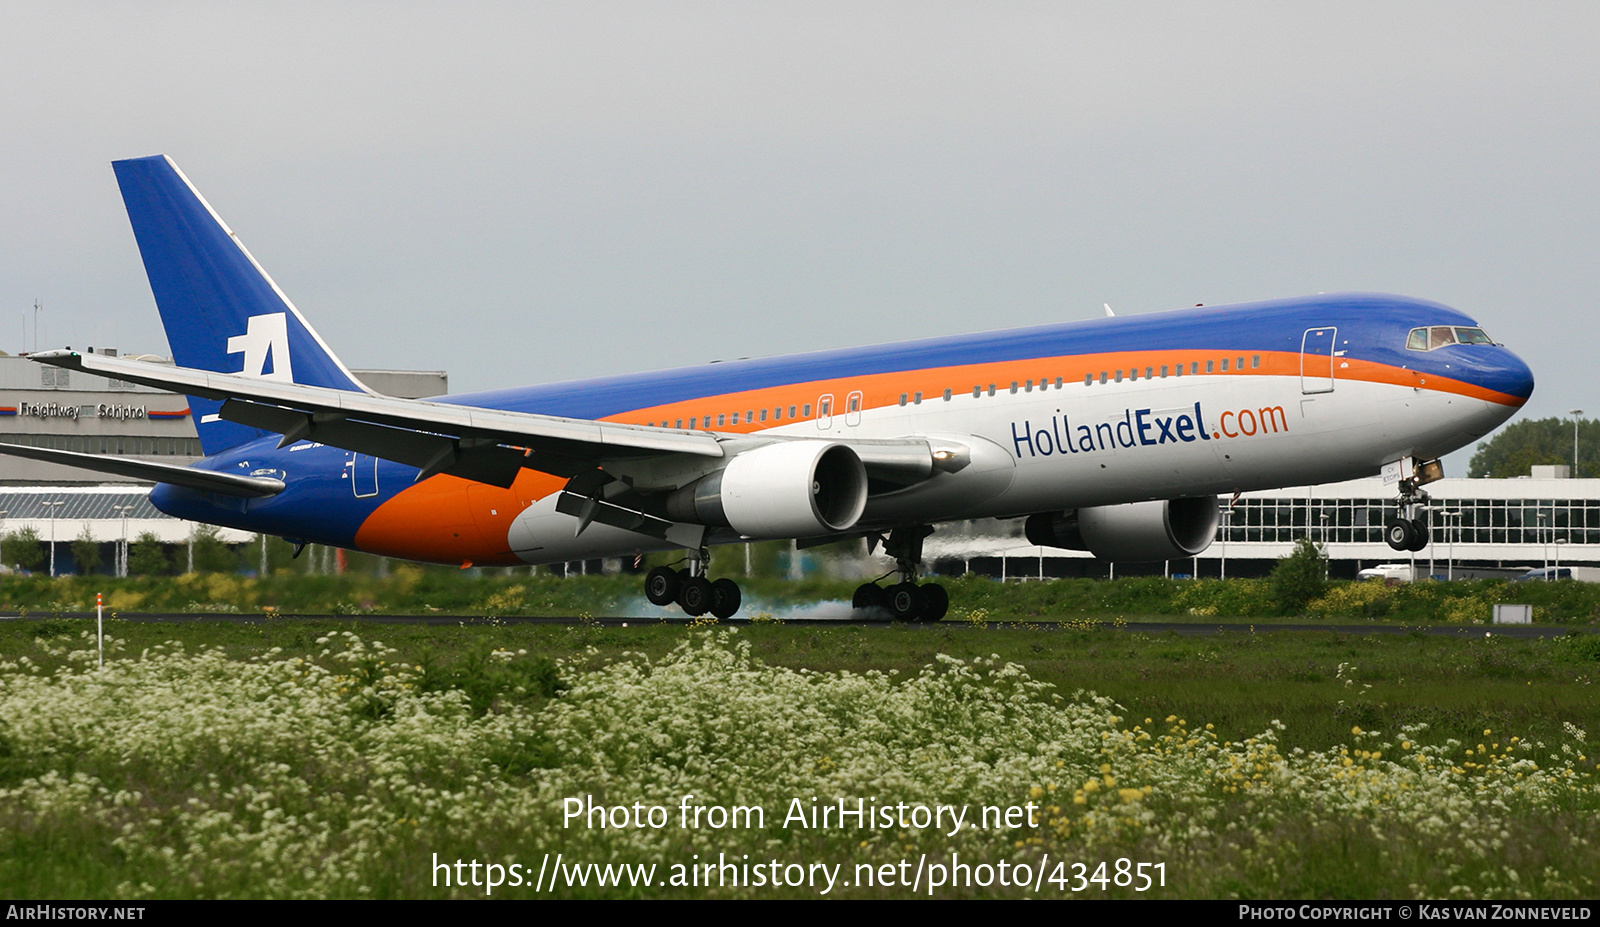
[598,349,1526,434]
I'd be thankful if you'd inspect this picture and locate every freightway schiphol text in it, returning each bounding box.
[428,794,1171,897]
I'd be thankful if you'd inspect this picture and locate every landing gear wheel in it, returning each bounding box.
[645,566,680,606]
[1406,519,1431,552]
[920,583,949,622]
[887,582,924,622]
[1384,517,1416,552]
[853,583,887,613]
[678,576,712,617]
[710,578,742,619]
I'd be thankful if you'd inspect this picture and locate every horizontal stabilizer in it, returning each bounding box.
[0,443,285,497]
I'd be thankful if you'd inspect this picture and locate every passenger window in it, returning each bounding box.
[803,403,812,417]
[789,406,797,418]
[943,388,952,401]
[1190,362,1199,375]
[1206,360,1214,373]
[1025,379,1033,391]
[1099,372,1107,384]
[760,409,768,422]
[1221,358,1229,371]
[1084,374,1093,386]
[973,386,982,398]
[675,419,683,429]
[746,410,753,422]
[718,413,726,426]
[1145,366,1153,379]
[1252,355,1260,368]
[988,384,996,396]
[899,393,907,407]
[1129,368,1137,382]
[1010,381,1018,393]
[1161,365,1168,377]
[1054,377,1063,389]
[1236,357,1244,370]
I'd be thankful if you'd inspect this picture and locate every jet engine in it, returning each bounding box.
[665,441,868,538]
[1025,497,1219,562]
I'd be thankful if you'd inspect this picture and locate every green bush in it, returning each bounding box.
[1270,537,1328,614]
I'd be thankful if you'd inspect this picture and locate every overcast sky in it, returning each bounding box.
[3,2,1596,474]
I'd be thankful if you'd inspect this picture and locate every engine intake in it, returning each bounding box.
[1026,497,1219,562]
[665,442,868,538]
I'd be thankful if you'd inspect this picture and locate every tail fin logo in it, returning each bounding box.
[226,312,294,382]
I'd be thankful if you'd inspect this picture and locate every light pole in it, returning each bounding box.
[1555,537,1565,579]
[1571,409,1584,477]
[1440,510,1459,581]
[1538,512,1548,575]
[1219,509,1231,580]
[112,504,133,578]
[42,500,64,576]
[1319,512,1330,579]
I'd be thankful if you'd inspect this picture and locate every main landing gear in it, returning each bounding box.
[852,526,949,623]
[643,548,742,619]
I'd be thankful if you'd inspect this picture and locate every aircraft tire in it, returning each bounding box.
[679,576,712,617]
[887,582,924,622]
[710,578,742,619]
[920,583,949,622]
[1406,519,1431,552]
[852,582,887,612]
[1384,517,1415,552]
[645,566,679,606]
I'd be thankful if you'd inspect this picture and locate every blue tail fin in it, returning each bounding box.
[112,155,368,456]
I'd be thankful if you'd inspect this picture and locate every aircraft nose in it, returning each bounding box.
[1494,347,1535,405]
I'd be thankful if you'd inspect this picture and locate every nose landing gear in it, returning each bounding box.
[853,526,949,622]
[1384,461,1437,553]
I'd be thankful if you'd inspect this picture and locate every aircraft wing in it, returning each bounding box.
[27,350,949,490]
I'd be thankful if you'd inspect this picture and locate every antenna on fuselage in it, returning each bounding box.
[1104,303,1115,317]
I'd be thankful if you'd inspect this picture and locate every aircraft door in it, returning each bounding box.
[1300,327,1336,394]
[845,390,863,427]
[349,453,379,498]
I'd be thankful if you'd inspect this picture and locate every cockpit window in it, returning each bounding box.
[1406,326,1494,351]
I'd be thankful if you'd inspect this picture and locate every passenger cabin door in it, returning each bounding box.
[1300,327,1336,394]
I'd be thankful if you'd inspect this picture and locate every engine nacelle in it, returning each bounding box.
[665,442,868,538]
[1025,497,1219,562]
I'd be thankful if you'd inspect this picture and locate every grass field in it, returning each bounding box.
[2,613,1598,899]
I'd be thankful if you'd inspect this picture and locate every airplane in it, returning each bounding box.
[1,155,1535,620]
